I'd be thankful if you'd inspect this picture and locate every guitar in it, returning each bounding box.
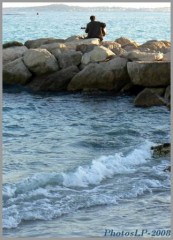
[101,27,107,36]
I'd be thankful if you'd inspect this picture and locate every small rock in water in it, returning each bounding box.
[151,143,170,157]
[163,166,171,172]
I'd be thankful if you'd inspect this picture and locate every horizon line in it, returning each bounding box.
[3,2,171,9]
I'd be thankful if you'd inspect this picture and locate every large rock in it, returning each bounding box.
[3,46,28,65]
[139,40,171,53]
[39,42,76,56]
[81,46,115,65]
[39,43,66,53]
[56,50,82,69]
[65,35,84,42]
[24,38,65,49]
[23,49,59,75]
[111,47,127,56]
[100,57,130,90]
[68,57,130,91]
[122,43,138,52]
[161,41,171,48]
[101,41,126,56]
[148,88,165,97]
[163,166,171,172]
[74,38,100,46]
[3,58,32,85]
[121,50,163,61]
[134,88,167,107]
[101,41,121,49]
[40,41,97,54]
[163,52,171,61]
[26,38,99,53]
[68,63,114,91]
[66,38,100,50]
[127,61,170,87]
[28,66,79,91]
[76,44,97,54]
[151,143,170,157]
[164,85,170,102]
[115,37,139,47]
[3,41,23,49]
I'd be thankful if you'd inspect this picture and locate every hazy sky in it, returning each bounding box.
[3,2,171,8]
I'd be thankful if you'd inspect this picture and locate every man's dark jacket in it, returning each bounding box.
[85,21,106,40]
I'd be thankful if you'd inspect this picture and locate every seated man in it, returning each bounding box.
[85,16,106,41]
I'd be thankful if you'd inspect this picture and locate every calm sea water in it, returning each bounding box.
[3,10,170,44]
[3,9,171,238]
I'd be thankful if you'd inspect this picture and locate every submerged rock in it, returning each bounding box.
[163,166,171,172]
[134,88,166,107]
[151,143,170,157]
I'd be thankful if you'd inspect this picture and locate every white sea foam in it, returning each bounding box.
[3,141,170,229]
[62,141,152,187]
[3,141,152,198]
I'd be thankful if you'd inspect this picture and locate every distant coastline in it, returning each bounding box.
[3,4,170,12]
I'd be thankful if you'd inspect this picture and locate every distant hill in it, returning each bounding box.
[3,4,170,13]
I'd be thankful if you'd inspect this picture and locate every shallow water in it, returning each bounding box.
[3,92,170,237]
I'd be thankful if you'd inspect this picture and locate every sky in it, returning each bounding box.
[3,2,171,8]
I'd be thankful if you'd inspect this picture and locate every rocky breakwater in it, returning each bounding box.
[3,36,171,108]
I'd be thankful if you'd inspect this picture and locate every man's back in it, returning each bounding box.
[85,21,106,40]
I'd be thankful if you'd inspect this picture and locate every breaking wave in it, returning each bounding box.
[3,141,170,229]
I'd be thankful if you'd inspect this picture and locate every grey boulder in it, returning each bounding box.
[23,49,59,75]
[3,46,28,65]
[24,38,65,48]
[127,61,170,87]
[3,58,32,85]
[68,57,130,91]
[28,66,79,91]
[56,50,82,69]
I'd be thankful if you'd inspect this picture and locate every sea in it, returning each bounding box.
[2,9,171,238]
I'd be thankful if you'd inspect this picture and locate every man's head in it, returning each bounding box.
[90,16,96,21]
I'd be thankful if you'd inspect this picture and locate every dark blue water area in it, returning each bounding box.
[3,91,170,182]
